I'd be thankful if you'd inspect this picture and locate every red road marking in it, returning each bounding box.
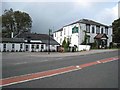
[99,57,119,63]
[0,56,119,87]
[79,61,98,68]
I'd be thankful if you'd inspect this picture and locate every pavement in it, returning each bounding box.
[2,49,119,58]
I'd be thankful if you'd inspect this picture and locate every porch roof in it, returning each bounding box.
[94,34,108,39]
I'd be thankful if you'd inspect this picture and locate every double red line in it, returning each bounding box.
[0,56,119,87]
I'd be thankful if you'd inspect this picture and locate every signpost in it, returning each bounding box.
[48,29,52,54]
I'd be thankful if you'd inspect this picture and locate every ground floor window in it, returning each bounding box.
[25,45,29,51]
[36,45,39,49]
[12,44,15,49]
[20,44,23,49]
[31,44,34,49]
[3,44,6,51]
[41,45,44,49]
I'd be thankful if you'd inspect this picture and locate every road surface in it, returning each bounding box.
[1,50,119,88]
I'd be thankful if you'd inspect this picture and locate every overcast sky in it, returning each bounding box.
[1,0,119,34]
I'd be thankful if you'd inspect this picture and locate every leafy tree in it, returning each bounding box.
[62,37,66,47]
[112,18,120,43]
[62,37,70,52]
[2,8,32,38]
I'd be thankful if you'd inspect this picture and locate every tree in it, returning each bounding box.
[112,18,120,43]
[62,37,70,52]
[2,8,32,38]
[62,38,66,48]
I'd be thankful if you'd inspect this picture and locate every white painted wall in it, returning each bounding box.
[0,43,25,52]
[53,21,113,50]
[78,45,91,51]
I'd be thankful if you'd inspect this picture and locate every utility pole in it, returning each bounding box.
[48,29,52,54]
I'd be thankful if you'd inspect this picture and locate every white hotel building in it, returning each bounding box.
[53,19,112,51]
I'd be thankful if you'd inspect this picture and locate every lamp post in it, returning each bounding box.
[48,29,52,54]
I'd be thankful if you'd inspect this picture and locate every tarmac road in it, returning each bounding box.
[1,49,119,88]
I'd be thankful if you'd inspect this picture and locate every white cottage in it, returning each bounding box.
[53,19,112,51]
[0,33,60,52]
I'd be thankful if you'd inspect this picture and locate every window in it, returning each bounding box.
[64,29,66,35]
[101,28,104,34]
[12,44,14,49]
[60,31,62,36]
[3,44,6,49]
[31,44,34,49]
[92,27,95,33]
[72,26,78,33]
[36,45,39,49]
[96,26,100,34]
[105,27,108,35]
[54,33,56,37]
[20,44,23,49]
[86,24,90,33]
[60,38,62,44]
[3,44,6,51]
[41,45,44,49]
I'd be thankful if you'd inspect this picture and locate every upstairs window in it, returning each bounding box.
[92,27,95,33]
[64,28,66,35]
[72,26,78,33]
[60,38,62,44]
[86,24,90,33]
[54,33,56,37]
[60,31,62,36]
[105,27,108,35]
[101,28,104,34]
[96,26,100,34]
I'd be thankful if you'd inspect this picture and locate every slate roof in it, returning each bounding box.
[64,19,108,27]
[55,19,109,32]
[17,32,60,45]
[94,34,108,39]
[1,38,25,43]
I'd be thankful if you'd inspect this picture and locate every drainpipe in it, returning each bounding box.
[11,32,14,38]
